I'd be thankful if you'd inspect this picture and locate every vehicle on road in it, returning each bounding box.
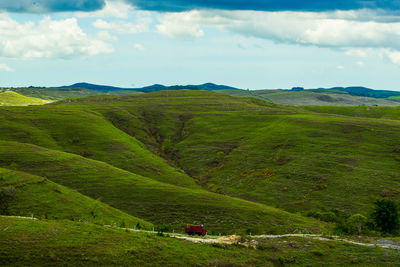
[185,224,207,236]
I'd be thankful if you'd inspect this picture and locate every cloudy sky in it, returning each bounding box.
[1,0,400,90]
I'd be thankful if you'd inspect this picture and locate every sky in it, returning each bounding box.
[1,1,400,90]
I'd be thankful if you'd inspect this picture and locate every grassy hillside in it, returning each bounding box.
[0,90,399,234]
[0,141,325,234]
[0,91,52,106]
[8,85,400,107]
[222,89,400,106]
[170,112,400,215]
[1,89,400,265]
[8,87,143,101]
[0,168,151,228]
[1,217,399,266]
[389,96,400,101]
[304,105,400,120]
[0,105,197,188]
[52,91,400,218]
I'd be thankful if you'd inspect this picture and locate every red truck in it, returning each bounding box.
[185,224,207,236]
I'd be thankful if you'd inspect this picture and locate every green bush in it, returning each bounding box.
[0,187,15,215]
[155,224,172,233]
[307,211,337,223]
[347,214,367,235]
[371,199,399,234]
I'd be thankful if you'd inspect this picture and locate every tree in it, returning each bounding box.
[371,199,399,234]
[347,214,367,235]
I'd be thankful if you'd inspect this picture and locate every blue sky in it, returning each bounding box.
[1,0,400,90]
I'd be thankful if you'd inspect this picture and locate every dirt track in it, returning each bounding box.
[3,216,399,251]
[171,233,400,251]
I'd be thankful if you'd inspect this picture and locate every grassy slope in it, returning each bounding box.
[0,141,324,234]
[172,113,400,215]
[222,89,400,106]
[55,91,400,218]
[1,217,399,266]
[304,105,400,120]
[9,87,142,101]
[0,91,51,106]
[0,168,151,228]
[1,90,399,231]
[389,96,400,101]
[0,105,197,188]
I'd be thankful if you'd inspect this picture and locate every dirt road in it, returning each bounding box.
[3,216,399,251]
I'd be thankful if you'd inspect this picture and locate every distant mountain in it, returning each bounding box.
[56,82,130,92]
[320,86,400,98]
[54,82,241,93]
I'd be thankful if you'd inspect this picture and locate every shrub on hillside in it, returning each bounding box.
[346,214,367,235]
[155,224,172,233]
[371,199,399,234]
[307,211,337,223]
[0,187,15,215]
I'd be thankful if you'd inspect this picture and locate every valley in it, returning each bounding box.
[1,89,399,265]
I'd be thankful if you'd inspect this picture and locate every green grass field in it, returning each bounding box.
[1,217,399,266]
[0,141,324,234]
[49,91,400,217]
[0,168,151,228]
[0,91,52,106]
[1,89,400,264]
[0,91,399,228]
[6,87,143,101]
[222,89,400,106]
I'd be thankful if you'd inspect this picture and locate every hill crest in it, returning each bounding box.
[54,82,241,93]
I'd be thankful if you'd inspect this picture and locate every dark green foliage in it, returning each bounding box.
[156,224,173,233]
[307,211,337,223]
[156,231,164,237]
[372,199,399,234]
[347,214,368,235]
[0,188,14,215]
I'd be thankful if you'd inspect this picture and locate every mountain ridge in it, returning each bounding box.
[54,82,241,93]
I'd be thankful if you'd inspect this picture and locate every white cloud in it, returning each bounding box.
[346,47,400,65]
[156,11,205,40]
[0,14,113,59]
[383,49,400,65]
[155,10,400,64]
[97,30,118,41]
[134,43,145,50]
[0,63,12,72]
[93,18,150,34]
[157,10,400,48]
[346,48,371,57]
[336,65,344,69]
[75,0,132,19]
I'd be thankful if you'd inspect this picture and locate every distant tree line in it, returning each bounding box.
[307,199,399,236]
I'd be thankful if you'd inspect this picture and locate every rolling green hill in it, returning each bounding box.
[304,105,400,120]
[0,168,151,228]
[51,91,400,216]
[0,91,52,106]
[9,87,143,101]
[1,89,400,264]
[222,89,400,106]
[8,83,400,107]
[2,217,399,266]
[0,141,324,234]
[0,90,399,235]
[0,106,197,188]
